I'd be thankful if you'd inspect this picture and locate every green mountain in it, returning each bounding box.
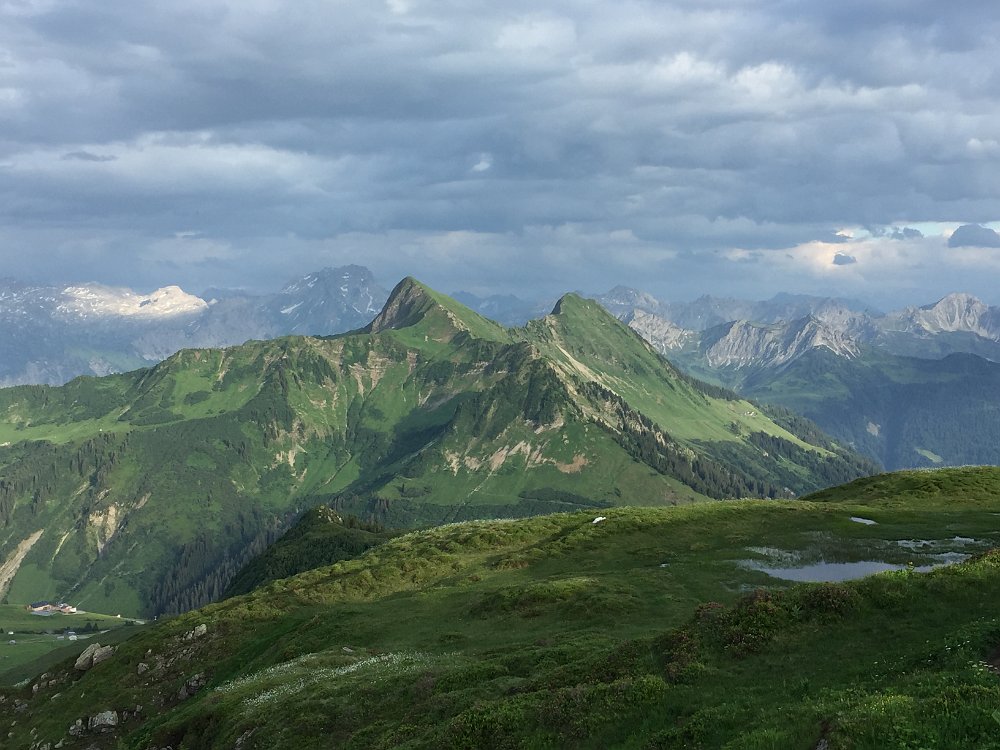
[3,467,1000,748]
[738,348,1000,470]
[0,278,872,618]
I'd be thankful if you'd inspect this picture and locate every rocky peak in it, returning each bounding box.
[55,284,208,320]
[622,309,693,354]
[595,286,663,315]
[890,292,999,339]
[701,316,860,369]
[365,277,440,333]
[280,265,377,296]
[271,265,388,335]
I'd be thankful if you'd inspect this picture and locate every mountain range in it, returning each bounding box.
[0,278,872,620]
[5,262,1000,475]
[0,266,388,386]
[598,289,1000,470]
[606,289,1000,361]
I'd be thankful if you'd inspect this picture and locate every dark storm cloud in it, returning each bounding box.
[0,0,999,304]
[948,223,1000,248]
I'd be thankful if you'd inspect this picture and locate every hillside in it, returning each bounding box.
[0,278,873,619]
[740,348,1000,470]
[620,302,1000,471]
[2,467,999,748]
[223,509,396,598]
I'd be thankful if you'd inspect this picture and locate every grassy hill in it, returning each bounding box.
[223,508,396,598]
[1,467,999,747]
[0,278,873,619]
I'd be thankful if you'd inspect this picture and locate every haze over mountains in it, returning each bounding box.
[6,263,1000,385]
[0,266,387,386]
[5,263,1000,472]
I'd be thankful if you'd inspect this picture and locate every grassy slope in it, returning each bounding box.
[2,467,999,748]
[525,295,810,446]
[223,508,397,598]
[0,280,871,619]
[0,605,141,685]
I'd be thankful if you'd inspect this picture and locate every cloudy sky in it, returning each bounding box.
[2,0,999,307]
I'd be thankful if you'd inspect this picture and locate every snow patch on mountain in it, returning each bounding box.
[57,284,208,320]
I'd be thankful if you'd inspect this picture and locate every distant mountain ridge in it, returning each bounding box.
[597,288,879,333]
[598,287,1000,366]
[598,286,1000,471]
[0,266,388,386]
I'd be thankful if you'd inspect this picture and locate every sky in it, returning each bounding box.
[2,0,1000,308]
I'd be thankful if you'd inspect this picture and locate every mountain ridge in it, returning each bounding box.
[0,266,390,387]
[0,278,874,618]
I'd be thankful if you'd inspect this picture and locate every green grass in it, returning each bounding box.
[0,605,142,683]
[2,467,1000,747]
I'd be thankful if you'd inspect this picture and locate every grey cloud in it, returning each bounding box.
[0,0,998,307]
[948,223,1000,248]
[832,253,858,266]
[61,151,117,162]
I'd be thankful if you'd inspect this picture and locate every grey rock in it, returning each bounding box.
[183,624,208,641]
[88,710,118,732]
[75,643,114,671]
[177,673,207,701]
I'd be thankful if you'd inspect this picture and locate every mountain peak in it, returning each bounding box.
[279,265,378,296]
[365,277,434,333]
[925,292,984,310]
[365,277,509,341]
[900,292,996,337]
[550,292,610,317]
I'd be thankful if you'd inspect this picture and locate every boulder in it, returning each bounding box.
[88,710,119,732]
[183,624,208,641]
[91,645,114,667]
[75,643,115,670]
[177,673,207,701]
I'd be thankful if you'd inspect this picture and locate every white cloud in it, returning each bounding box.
[495,16,577,54]
[471,153,492,172]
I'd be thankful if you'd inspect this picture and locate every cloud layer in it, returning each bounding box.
[1,0,999,305]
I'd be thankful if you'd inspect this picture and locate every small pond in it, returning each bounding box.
[739,552,971,582]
